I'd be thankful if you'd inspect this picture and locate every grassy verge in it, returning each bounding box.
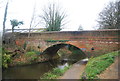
[40,65,71,79]
[82,51,119,79]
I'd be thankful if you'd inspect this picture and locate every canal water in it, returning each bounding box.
[2,58,78,79]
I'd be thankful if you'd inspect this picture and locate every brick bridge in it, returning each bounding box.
[4,29,120,59]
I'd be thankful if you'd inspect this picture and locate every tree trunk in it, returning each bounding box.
[12,26,14,33]
[3,1,9,38]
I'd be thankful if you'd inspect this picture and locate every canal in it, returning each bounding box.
[3,46,86,79]
[2,58,79,79]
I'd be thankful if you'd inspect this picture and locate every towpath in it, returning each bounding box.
[59,56,119,79]
[59,60,86,79]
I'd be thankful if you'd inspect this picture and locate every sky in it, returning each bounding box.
[0,0,116,32]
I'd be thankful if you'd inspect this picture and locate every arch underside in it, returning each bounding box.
[42,43,86,59]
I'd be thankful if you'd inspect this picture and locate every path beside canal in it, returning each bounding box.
[59,56,119,79]
[59,60,86,79]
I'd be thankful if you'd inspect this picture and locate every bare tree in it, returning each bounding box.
[28,1,41,37]
[116,1,120,28]
[28,2,36,38]
[3,0,9,36]
[40,3,67,31]
[97,1,120,29]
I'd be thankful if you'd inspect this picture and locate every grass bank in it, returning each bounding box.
[82,51,119,79]
[40,65,71,79]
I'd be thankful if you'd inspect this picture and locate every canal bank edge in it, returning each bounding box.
[81,51,119,79]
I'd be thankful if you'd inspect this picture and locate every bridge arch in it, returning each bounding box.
[42,43,86,60]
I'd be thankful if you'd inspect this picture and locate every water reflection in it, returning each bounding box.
[3,62,55,79]
[58,63,68,69]
[3,58,82,79]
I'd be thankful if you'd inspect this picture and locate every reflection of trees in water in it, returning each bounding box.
[58,46,72,57]
[57,46,84,62]
[58,63,68,69]
[48,59,60,67]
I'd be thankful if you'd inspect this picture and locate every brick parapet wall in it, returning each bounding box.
[16,29,120,42]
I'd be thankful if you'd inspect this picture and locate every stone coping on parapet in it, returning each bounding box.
[22,29,120,33]
[5,29,120,34]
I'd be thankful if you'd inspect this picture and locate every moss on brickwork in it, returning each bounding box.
[46,40,69,42]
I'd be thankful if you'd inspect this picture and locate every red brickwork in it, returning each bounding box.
[5,29,120,57]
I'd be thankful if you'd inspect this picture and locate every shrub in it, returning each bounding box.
[0,47,2,67]
[23,41,27,50]
[30,56,38,62]
[25,51,38,62]
[2,53,12,68]
[25,51,36,57]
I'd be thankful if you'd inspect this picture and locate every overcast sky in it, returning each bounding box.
[0,0,116,31]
